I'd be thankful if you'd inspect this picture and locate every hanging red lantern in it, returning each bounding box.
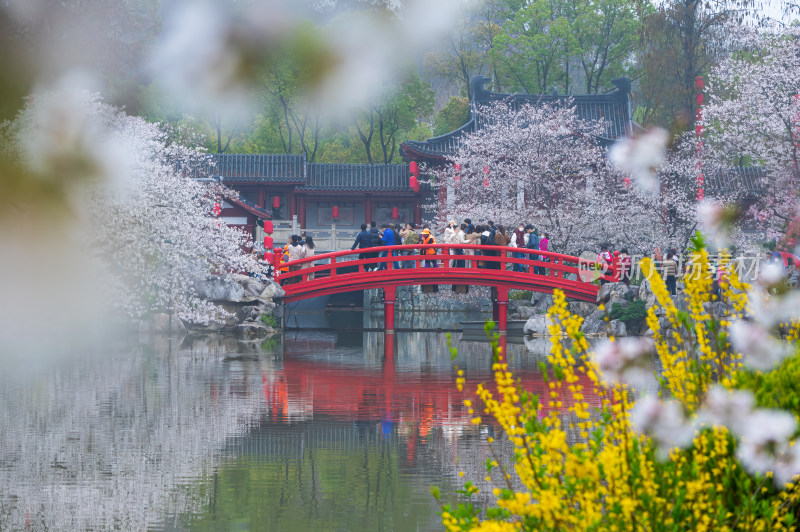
[263,220,273,234]
[483,166,490,188]
[272,195,281,209]
[332,205,340,219]
[454,163,461,183]
[264,235,273,249]
[623,176,631,189]
[213,201,221,217]
[391,206,399,219]
[409,161,420,191]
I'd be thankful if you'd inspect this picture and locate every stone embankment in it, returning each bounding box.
[517,280,722,337]
[140,274,284,339]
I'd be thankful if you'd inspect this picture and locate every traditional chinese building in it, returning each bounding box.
[400,76,767,220]
[193,155,419,249]
[197,77,767,249]
[401,76,636,167]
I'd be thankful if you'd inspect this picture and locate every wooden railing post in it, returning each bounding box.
[330,256,337,277]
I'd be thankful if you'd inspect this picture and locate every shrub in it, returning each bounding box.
[608,299,647,323]
[434,233,800,531]
[260,313,278,328]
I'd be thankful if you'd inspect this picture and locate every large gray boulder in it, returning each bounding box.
[260,282,285,300]
[609,319,627,337]
[567,301,595,318]
[581,309,608,335]
[194,276,246,302]
[523,314,554,335]
[232,273,265,298]
[597,282,630,305]
[516,305,539,319]
[529,292,555,313]
[639,279,658,309]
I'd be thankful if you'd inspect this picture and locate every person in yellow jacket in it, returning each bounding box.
[421,228,438,268]
[280,243,290,273]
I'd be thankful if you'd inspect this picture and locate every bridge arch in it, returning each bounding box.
[274,244,616,334]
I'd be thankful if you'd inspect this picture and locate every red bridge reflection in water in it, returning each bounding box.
[258,335,602,465]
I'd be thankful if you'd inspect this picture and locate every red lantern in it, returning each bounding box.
[263,220,273,234]
[483,166,490,188]
[623,176,631,189]
[409,160,421,192]
[332,205,340,219]
[213,201,221,217]
[391,206,399,219]
[454,163,461,183]
[264,235,273,249]
[272,195,281,209]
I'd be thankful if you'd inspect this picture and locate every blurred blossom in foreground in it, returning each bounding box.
[697,199,730,248]
[152,2,294,118]
[697,385,754,434]
[736,409,800,485]
[20,74,129,190]
[747,287,800,328]
[591,337,655,390]
[608,127,668,194]
[728,320,794,371]
[150,0,466,119]
[631,395,695,459]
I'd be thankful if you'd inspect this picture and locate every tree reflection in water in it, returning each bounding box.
[0,327,600,531]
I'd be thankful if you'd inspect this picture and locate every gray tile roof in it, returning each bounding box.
[189,154,412,192]
[194,154,307,183]
[706,166,766,196]
[301,163,411,191]
[402,76,632,159]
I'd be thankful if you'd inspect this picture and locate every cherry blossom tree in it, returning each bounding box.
[4,92,266,324]
[701,25,800,244]
[433,100,697,254]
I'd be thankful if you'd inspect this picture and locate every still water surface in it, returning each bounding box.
[0,310,563,531]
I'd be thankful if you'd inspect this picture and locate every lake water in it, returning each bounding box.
[0,310,563,531]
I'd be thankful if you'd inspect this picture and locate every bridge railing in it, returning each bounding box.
[273,244,619,286]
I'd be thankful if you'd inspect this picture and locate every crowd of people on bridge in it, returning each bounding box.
[272,222,800,298]
[346,219,552,272]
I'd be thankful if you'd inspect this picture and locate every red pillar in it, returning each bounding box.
[257,189,266,208]
[497,287,509,335]
[298,195,307,229]
[365,196,373,224]
[384,286,396,334]
[289,189,297,219]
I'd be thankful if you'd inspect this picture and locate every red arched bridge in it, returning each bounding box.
[272,244,619,334]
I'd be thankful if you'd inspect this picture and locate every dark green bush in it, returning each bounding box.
[608,299,647,323]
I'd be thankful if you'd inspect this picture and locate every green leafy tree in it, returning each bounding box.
[424,0,508,100]
[354,71,434,164]
[568,0,644,94]
[433,96,470,136]
[636,0,793,131]
[491,0,579,94]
